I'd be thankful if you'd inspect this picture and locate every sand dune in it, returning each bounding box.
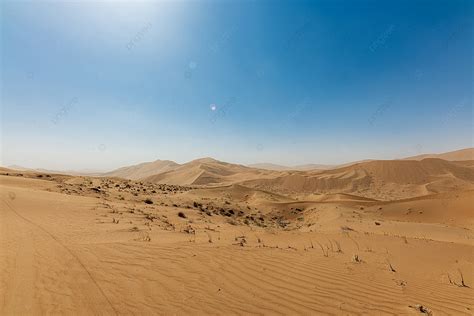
[100,148,474,200]
[144,158,279,186]
[372,190,474,229]
[103,160,179,180]
[248,148,474,171]
[243,158,474,200]
[98,147,473,183]
[6,165,102,177]
[405,148,474,161]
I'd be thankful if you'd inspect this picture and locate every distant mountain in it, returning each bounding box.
[293,164,337,171]
[404,148,474,161]
[248,163,293,171]
[248,163,336,171]
[7,165,31,172]
[102,160,179,180]
[7,165,102,176]
[248,148,474,171]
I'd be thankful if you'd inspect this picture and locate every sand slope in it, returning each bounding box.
[243,158,474,200]
[405,148,474,161]
[144,158,278,186]
[103,160,179,180]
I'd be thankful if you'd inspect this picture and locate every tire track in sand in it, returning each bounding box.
[1,198,118,315]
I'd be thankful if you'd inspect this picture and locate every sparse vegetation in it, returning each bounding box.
[137,231,151,242]
[341,226,354,232]
[448,269,470,288]
[409,304,433,315]
[316,241,329,257]
[352,254,362,263]
[387,260,396,272]
[206,232,213,243]
[332,240,343,253]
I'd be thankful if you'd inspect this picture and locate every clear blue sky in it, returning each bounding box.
[1,0,472,171]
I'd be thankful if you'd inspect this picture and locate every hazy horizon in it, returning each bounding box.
[3,146,473,174]
[1,0,472,171]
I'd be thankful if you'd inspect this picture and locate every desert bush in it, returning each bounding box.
[333,240,343,253]
[352,254,362,263]
[137,231,151,242]
[448,269,470,288]
[316,241,329,257]
[206,232,213,243]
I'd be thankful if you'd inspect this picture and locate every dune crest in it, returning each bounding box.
[103,160,180,180]
[405,148,474,161]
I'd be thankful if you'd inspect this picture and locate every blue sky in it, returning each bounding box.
[1,0,472,171]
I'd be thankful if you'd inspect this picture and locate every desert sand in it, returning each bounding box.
[1,149,473,315]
